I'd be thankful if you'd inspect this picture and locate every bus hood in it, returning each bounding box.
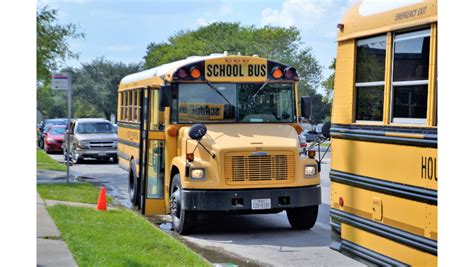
[179,124,300,156]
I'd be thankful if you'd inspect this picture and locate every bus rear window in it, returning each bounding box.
[355,35,386,122]
[391,29,430,124]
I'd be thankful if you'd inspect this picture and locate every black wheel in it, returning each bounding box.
[128,159,140,206]
[112,157,118,163]
[286,205,319,230]
[71,145,83,164]
[170,174,196,235]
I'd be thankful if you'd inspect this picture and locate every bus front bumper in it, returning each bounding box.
[181,185,321,212]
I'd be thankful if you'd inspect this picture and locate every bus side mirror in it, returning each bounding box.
[159,85,172,112]
[189,124,207,140]
[300,96,312,119]
[321,122,331,139]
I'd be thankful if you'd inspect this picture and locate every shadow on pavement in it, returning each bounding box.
[186,203,332,248]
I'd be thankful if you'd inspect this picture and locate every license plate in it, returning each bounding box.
[251,199,271,210]
[98,152,107,156]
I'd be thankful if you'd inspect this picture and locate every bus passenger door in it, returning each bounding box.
[142,88,166,215]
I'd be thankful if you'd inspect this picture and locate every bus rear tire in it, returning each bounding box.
[170,174,196,235]
[286,205,319,230]
[128,159,140,207]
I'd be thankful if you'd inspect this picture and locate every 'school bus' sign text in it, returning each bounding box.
[205,57,267,82]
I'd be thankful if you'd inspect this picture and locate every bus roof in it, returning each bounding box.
[337,0,437,42]
[120,53,225,88]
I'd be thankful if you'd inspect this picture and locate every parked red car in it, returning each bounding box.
[43,125,66,153]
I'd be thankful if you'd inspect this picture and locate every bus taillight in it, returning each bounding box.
[339,197,344,208]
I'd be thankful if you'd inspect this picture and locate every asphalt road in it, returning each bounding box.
[49,150,363,266]
[49,154,131,207]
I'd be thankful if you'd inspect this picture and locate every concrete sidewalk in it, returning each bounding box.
[37,193,77,267]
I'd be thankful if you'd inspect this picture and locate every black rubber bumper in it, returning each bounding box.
[181,185,321,212]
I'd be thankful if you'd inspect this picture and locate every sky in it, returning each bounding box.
[38,0,357,92]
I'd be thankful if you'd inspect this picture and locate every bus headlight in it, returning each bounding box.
[304,165,317,177]
[191,168,205,180]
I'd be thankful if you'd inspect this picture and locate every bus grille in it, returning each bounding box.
[224,151,295,183]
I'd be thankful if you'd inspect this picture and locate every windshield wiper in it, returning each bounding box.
[206,81,232,106]
[251,82,269,100]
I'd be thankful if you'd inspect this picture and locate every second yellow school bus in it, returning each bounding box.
[330,0,437,265]
[117,53,322,234]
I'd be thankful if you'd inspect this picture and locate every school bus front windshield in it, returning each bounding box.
[173,82,295,123]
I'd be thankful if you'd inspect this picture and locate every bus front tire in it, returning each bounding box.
[170,174,196,235]
[286,205,319,230]
[128,160,140,207]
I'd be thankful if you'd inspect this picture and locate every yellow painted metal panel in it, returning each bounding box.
[148,131,165,140]
[384,132,424,139]
[427,23,437,127]
[117,126,140,145]
[331,138,437,190]
[331,182,437,240]
[163,108,175,214]
[144,199,166,215]
[342,224,437,266]
[337,0,437,42]
[332,39,356,124]
[383,32,392,125]
[176,124,319,190]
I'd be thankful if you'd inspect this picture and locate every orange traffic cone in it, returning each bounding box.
[96,186,108,211]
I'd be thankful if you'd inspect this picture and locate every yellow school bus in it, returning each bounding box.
[330,0,437,265]
[117,53,321,234]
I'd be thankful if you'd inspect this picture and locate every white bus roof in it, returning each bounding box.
[120,53,225,85]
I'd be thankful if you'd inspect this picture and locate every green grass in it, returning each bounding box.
[37,182,112,204]
[48,205,209,267]
[37,148,67,171]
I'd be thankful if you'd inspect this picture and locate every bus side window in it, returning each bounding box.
[147,140,164,199]
[124,91,129,121]
[129,91,134,121]
[391,29,430,125]
[150,89,164,131]
[354,35,386,122]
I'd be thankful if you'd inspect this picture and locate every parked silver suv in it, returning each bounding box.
[63,118,118,164]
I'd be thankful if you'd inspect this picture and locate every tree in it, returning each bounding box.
[37,6,84,84]
[321,58,336,122]
[144,22,327,122]
[67,58,143,119]
[37,6,83,119]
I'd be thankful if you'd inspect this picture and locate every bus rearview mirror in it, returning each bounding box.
[189,124,207,140]
[159,85,172,112]
[321,122,331,139]
[300,96,312,119]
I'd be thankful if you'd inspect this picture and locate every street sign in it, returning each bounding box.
[51,73,73,183]
[52,73,71,91]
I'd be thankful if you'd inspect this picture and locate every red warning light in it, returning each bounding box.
[339,197,344,207]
